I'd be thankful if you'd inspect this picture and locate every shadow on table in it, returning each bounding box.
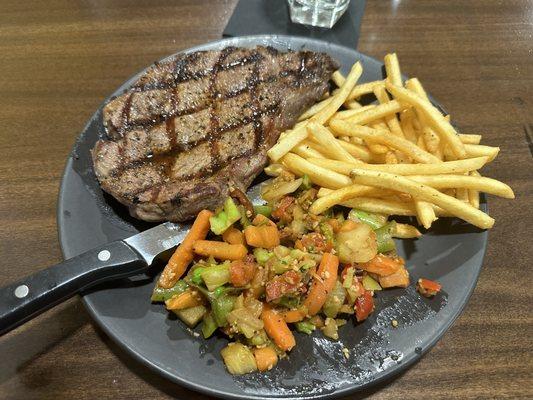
[91,319,411,400]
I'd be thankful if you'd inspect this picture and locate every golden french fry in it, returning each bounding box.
[406,174,514,199]
[330,104,376,120]
[405,78,429,100]
[399,109,418,143]
[367,142,390,155]
[309,185,377,215]
[317,186,397,199]
[340,197,453,217]
[468,171,481,209]
[464,144,500,161]
[456,188,469,203]
[386,82,467,159]
[385,151,399,164]
[313,62,363,125]
[458,134,482,145]
[331,70,346,87]
[298,97,332,121]
[415,200,437,229]
[349,168,495,229]
[345,100,362,109]
[268,125,308,162]
[336,100,406,125]
[346,80,385,101]
[336,139,373,162]
[291,142,327,159]
[308,156,488,176]
[422,127,441,153]
[329,120,441,164]
[417,135,428,152]
[384,53,402,86]
[307,122,357,162]
[393,223,422,239]
[281,153,352,189]
[373,85,405,138]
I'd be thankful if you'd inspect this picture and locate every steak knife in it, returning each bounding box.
[0,222,190,336]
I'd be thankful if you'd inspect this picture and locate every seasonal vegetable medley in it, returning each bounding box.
[152,173,441,375]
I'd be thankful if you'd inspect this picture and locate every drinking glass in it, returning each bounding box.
[287,0,350,29]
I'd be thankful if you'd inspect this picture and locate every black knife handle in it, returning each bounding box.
[0,240,147,336]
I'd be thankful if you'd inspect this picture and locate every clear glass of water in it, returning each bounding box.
[287,0,350,29]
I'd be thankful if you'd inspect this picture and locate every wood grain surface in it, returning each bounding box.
[0,0,532,399]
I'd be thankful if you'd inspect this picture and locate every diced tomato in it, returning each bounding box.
[229,257,257,287]
[300,232,332,253]
[417,278,441,297]
[265,270,301,302]
[271,196,295,222]
[354,290,374,322]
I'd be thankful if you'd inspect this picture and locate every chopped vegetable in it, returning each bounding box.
[417,278,442,297]
[193,240,248,261]
[209,197,242,235]
[348,209,387,229]
[362,275,382,291]
[201,263,231,291]
[227,307,264,338]
[354,290,374,322]
[151,280,189,302]
[244,225,280,249]
[358,254,403,276]
[282,309,305,323]
[221,343,258,375]
[322,280,346,318]
[253,347,278,372]
[303,253,339,315]
[261,178,303,202]
[158,209,213,288]
[337,220,378,264]
[254,204,273,218]
[201,312,218,338]
[165,290,205,311]
[211,292,237,327]
[378,266,410,288]
[229,258,257,287]
[174,305,207,327]
[374,221,397,253]
[222,227,245,245]
[253,248,273,265]
[301,174,312,190]
[261,307,296,351]
[265,270,301,302]
[321,317,339,340]
[271,196,295,221]
[295,320,316,335]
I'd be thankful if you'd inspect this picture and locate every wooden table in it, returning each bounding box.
[1,0,532,398]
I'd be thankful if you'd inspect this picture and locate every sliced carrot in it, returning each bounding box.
[244,225,280,249]
[252,214,276,227]
[192,240,247,261]
[164,290,204,311]
[158,209,213,288]
[261,306,296,351]
[378,266,410,288]
[357,254,403,277]
[282,309,304,323]
[303,253,339,316]
[222,226,245,245]
[253,347,278,372]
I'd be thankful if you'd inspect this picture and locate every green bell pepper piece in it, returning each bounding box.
[348,209,387,230]
[253,204,272,218]
[201,312,218,338]
[201,263,230,291]
[151,280,189,302]
[295,321,316,335]
[253,248,272,265]
[375,221,397,253]
[212,293,237,327]
[209,197,242,235]
[362,275,382,291]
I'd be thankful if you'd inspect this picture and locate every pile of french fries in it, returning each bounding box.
[266,53,514,232]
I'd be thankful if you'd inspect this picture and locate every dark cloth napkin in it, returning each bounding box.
[223,0,366,49]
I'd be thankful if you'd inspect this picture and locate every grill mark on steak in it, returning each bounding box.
[93,46,338,222]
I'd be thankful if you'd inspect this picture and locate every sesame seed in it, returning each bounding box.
[391,319,398,328]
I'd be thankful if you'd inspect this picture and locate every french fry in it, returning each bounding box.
[406,174,514,198]
[415,200,437,229]
[422,127,441,154]
[399,109,418,143]
[331,70,346,87]
[292,142,327,159]
[336,100,406,125]
[384,53,402,86]
[405,78,429,100]
[367,142,390,155]
[417,135,428,152]
[307,122,357,162]
[373,84,405,138]
[298,97,332,121]
[346,80,385,101]
[307,156,488,176]
[464,144,500,161]
[281,153,352,189]
[336,139,373,162]
[468,171,481,209]
[313,62,363,125]
[332,104,377,120]
[329,120,442,164]
[393,223,422,239]
[317,186,399,199]
[386,82,467,159]
[456,188,470,203]
[349,168,495,229]
[309,184,377,215]
[268,125,309,162]
[345,100,362,109]
[458,134,482,145]
[385,151,399,164]
[340,197,453,217]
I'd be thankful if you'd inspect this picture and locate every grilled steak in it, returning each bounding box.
[92,46,338,222]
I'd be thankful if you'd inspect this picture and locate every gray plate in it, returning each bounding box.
[57,35,488,400]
